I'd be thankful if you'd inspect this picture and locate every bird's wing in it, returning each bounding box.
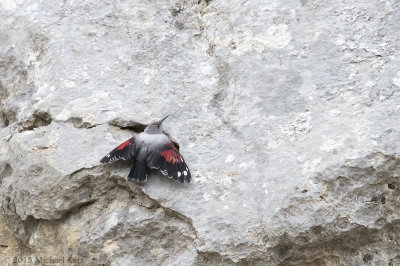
[100,137,136,163]
[146,141,191,183]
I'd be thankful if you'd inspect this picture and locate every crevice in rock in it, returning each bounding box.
[68,165,101,178]
[0,108,16,128]
[22,215,40,242]
[64,117,100,129]
[0,79,16,128]
[196,249,272,266]
[0,163,13,185]
[108,118,147,133]
[116,178,197,238]
[197,0,213,6]
[196,251,237,265]
[123,182,194,229]
[51,200,98,223]
[18,110,52,132]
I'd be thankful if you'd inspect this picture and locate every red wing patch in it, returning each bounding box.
[146,141,191,183]
[160,142,183,163]
[117,140,131,150]
[160,149,183,163]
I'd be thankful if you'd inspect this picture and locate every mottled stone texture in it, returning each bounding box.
[1,0,400,265]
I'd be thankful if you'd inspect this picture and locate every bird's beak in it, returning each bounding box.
[161,115,169,123]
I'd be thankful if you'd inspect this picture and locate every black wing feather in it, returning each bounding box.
[100,137,136,163]
[146,141,191,183]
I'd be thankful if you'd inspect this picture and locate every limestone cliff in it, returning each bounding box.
[1,0,400,265]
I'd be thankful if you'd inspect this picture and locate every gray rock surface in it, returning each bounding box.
[1,0,400,264]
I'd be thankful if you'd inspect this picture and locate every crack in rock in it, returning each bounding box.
[18,110,52,132]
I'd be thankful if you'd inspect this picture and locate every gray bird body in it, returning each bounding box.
[135,132,170,153]
[134,132,170,178]
[100,116,191,183]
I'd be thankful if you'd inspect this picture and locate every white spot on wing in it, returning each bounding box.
[178,171,181,177]
[183,171,187,176]
[161,169,168,175]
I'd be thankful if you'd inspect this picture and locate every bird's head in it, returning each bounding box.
[144,115,169,134]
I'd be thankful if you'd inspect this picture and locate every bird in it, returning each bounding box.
[100,115,191,183]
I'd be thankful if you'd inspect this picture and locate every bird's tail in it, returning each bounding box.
[127,162,148,183]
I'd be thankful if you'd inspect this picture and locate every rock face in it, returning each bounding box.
[1,0,400,264]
